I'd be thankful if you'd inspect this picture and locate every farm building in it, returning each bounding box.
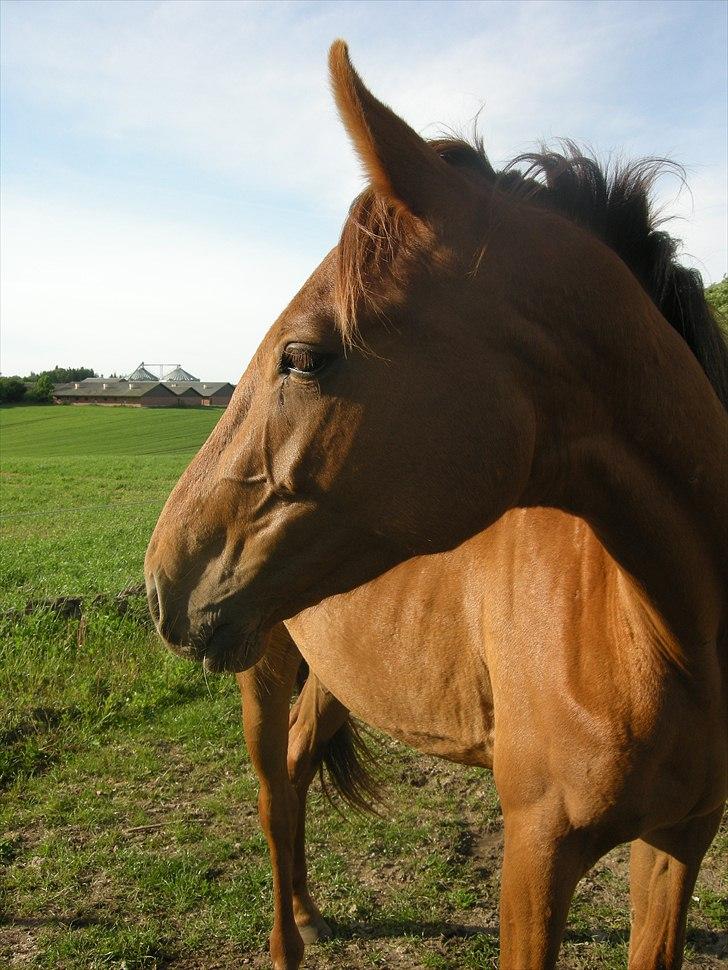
[53,363,235,408]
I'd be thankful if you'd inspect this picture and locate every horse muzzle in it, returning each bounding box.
[146,572,266,673]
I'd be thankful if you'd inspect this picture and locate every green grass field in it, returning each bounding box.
[1,405,725,969]
[1,405,224,457]
[0,406,221,610]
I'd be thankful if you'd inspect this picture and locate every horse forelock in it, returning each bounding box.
[335,191,425,348]
[335,137,728,408]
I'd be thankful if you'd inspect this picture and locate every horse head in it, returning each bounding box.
[144,42,539,671]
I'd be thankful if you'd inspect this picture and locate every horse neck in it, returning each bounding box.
[507,251,728,652]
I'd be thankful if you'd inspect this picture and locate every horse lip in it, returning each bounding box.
[201,621,265,674]
[155,606,267,673]
[163,639,206,663]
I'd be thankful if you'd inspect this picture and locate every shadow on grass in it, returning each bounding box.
[326,917,497,941]
[685,928,728,958]
[0,678,209,790]
[324,918,725,958]
[1,915,114,930]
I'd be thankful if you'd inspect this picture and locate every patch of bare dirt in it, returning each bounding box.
[0,924,40,967]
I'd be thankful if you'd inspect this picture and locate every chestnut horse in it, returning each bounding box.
[145,42,728,970]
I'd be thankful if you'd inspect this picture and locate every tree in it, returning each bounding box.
[0,377,27,404]
[21,366,97,383]
[28,373,55,403]
[705,276,728,339]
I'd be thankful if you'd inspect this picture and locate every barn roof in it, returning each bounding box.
[126,363,158,381]
[162,366,199,382]
[165,381,233,396]
[54,380,176,398]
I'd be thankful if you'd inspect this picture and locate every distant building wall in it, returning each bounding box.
[53,376,235,408]
[54,397,175,407]
[175,388,202,408]
[208,385,235,406]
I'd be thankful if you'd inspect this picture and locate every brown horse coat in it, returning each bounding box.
[288,506,722,828]
[146,41,728,970]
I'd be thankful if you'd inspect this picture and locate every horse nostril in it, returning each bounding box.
[147,574,161,624]
[145,571,194,651]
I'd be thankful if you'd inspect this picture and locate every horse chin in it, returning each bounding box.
[201,622,266,674]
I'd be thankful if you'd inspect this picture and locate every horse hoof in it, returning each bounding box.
[297,918,332,945]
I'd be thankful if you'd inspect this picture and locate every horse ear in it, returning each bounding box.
[329,40,464,223]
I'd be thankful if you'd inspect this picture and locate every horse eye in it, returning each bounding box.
[280,343,330,376]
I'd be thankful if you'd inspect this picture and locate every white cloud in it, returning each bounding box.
[656,167,728,282]
[1,0,725,377]
[0,193,318,378]
[2,0,361,208]
[4,0,723,212]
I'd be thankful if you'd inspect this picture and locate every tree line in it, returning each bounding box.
[0,366,97,405]
[706,275,727,326]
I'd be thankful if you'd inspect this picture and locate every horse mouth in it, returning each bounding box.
[158,617,266,674]
[200,622,266,674]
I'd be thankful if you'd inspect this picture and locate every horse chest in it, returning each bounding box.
[287,620,495,767]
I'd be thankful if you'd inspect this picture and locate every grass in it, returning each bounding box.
[1,405,726,968]
[0,404,223,457]
[0,405,221,609]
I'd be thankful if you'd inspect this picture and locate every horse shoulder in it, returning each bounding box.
[485,509,727,834]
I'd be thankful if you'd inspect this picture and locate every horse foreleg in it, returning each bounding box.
[628,804,724,970]
[498,807,594,970]
[287,674,350,944]
[238,626,303,970]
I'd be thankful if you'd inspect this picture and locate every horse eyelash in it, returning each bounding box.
[281,348,320,374]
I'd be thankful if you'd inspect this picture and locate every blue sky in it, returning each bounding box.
[1,0,726,380]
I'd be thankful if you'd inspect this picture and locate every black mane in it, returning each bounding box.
[433,138,728,411]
